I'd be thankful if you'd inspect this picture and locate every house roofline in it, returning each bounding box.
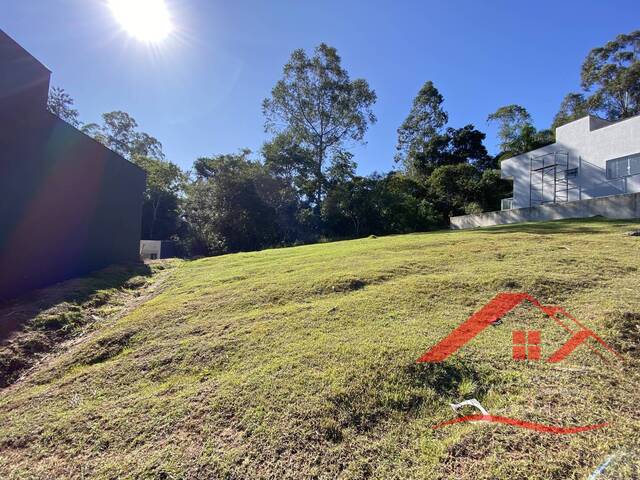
[0,28,52,74]
[46,112,147,178]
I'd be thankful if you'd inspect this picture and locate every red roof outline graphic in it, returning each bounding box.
[417,293,622,363]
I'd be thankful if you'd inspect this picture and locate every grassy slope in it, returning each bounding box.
[1,219,639,479]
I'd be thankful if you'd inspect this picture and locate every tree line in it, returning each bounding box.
[47,30,639,256]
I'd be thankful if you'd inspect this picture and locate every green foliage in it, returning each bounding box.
[580,30,640,120]
[82,111,164,160]
[263,43,377,216]
[552,30,640,128]
[395,81,448,169]
[46,86,80,126]
[487,105,554,159]
[405,124,493,176]
[182,151,288,255]
[428,163,481,218]
[551,92,592,130]
[133,156,186,240]
[323,173,438,237]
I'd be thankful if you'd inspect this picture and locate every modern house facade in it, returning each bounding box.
[0,30,146,301]
[501,115,640,210]
[451,114,640,229]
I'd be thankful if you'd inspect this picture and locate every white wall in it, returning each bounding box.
[451,192,640,229]
[501,115,640,209]
[140,240,162,260]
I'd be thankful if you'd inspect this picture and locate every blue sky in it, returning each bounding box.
[3,1,639,174]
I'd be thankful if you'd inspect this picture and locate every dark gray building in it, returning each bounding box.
[0,30,146,302]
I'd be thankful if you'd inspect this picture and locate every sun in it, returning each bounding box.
[108,0,174,43]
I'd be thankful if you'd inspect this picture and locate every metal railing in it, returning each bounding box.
[501,198,514,210]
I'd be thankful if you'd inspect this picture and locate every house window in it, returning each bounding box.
[150,253,158,260]
[512,330,541,361]
[606,154,640,179]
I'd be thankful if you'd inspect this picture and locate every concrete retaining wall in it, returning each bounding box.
[450,192,640,229]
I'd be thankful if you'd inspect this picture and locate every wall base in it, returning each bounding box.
[450,192,640,230]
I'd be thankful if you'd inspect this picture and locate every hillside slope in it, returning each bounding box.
[1,219,639,479]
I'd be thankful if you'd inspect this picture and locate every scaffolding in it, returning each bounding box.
[529,152,579,207]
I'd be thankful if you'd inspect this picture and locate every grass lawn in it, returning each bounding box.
[1,218,639,479]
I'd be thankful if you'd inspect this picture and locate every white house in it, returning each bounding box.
[450,114,640,229]
[501,114,640,210]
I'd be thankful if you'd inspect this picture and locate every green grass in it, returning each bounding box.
[0,262,176,388]
[1,218,639,479]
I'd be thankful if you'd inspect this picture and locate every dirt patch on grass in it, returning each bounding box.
[607,311,640,357]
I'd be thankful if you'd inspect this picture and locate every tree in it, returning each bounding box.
[551,93,592,130]
[487,104,532,150]
[132,156,185,240]
[395,81,449,170]
[580,30,640,120]
[427,163,482,219]
[182,151,282,254]
[326,151,357,186]
[47,87,80,126]
[262,131,316,202]
[407,124,493,176]
[263,43,377,218]
[82,111,164,160]
[323,175,378,237]
[323,172,437,238]
[487,105,553,159]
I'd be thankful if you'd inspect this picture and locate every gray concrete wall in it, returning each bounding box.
[0,114,146,302]
[0,31,146,302]
[500,115,640,209]
[450,192,640,229]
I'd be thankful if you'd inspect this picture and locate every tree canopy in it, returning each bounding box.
[553,29,640,128]
[487,105,553,159]
[82,111,164,160]
[395,81,448,170]
[47,86,80,127]
[263,43,377,218]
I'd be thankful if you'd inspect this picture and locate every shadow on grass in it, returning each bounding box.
[0,262,152,344]
[0,262,152,388]
[474,217,638,235]
[326,359,489,438]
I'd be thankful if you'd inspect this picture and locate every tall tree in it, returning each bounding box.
[132,156,185,240]
[487,105,553,159]
[395,81,449,170]
[551,93,592,130]
[263,43,377,218]
[581,30,640,120]
[47,86,80,127]
[487,104,532,150]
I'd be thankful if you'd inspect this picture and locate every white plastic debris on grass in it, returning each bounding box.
[449,398,489,416]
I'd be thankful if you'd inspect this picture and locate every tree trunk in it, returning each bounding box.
[150,196,160,240]
[315,143,325,219]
